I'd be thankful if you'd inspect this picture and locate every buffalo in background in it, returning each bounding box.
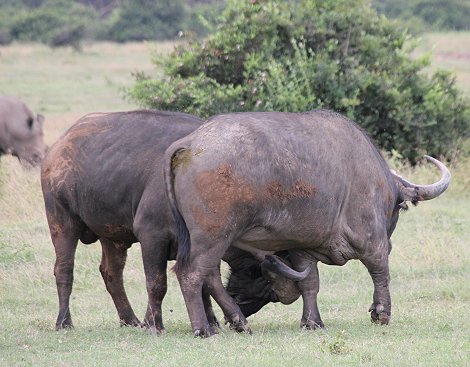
[0,96,47,166]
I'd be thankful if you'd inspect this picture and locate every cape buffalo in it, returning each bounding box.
[41,110,208,334]
[40,110,300,335]
[165,109,451,337]
[0,96,47,166]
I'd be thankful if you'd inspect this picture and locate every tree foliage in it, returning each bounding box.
[103,0,186,42]
[0,0,225,46]
[129,0,469,163]
[372,0,470,33]
[1,0,96,48]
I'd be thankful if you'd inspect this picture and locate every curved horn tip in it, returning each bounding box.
[423,155,438,164]
[423,155,451,178]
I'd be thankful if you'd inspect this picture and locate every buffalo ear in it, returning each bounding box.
[397,201,408,211]
[36,114,45,125]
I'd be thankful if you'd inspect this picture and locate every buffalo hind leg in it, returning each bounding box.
[99,238,141,327]
[53,233,79,330]
[204,265,250,334]
[290,252,324,329]
[46,206,81,330]
[202,284,220,331]
[177,235,247,337]
[361,255,391,325]
[177,265,213,337]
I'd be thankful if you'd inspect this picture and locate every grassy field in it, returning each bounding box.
[0,35,469,366]
[414,32,470,95]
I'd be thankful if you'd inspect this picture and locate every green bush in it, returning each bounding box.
[129,0,470,163]
[8,0,97,49]
[372,0,470,33]
[0,0,225,44]
[182,1,227,38]
[104,0,186,42]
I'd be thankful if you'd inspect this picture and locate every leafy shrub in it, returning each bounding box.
[8,0,97,49]
[182,1,227,38]
[129,0,470,163]
[372,0,470,33]
[104,0,186,42]
[1,0,225,44]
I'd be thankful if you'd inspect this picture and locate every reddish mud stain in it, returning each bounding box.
[192,164,316,233]
[49,223,63,239]
[42,118,112,191]
[192,164,256,233]
[265,180,316,201]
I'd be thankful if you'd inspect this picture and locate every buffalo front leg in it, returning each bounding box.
[362,257,391,325]
[289,252,324,329]
[99,239,141,327]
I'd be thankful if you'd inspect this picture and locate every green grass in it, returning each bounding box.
[1,35,469,366]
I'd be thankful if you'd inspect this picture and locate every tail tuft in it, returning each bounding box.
[165,147,191,275]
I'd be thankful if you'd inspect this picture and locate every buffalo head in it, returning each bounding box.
[226,251,301,317]
[0,96,47,167]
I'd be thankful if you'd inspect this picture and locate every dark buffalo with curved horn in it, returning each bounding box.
[164,109,450,337]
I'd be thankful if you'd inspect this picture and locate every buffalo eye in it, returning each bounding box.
[27,117,34,129]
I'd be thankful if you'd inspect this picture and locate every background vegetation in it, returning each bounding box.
[372,0,470,33]
[2,0,470,48]
[0,0,223,48]
[0,36,469,365]
[129,0,470,163]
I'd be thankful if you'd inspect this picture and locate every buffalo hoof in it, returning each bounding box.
[148,326,165,336]
[56,310,73,330]
[225,314,252,334]
[193,325,217,338]
[369,303,390,325]
[120,317,142,328]
[56,322,73,331]
[300,318,325,330]
[228,322,252,334]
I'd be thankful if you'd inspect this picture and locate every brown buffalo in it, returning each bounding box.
[0,96,47,166]
[165,110,450,337]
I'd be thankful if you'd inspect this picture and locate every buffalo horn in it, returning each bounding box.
[391,155,451,201]
[260,254,311,281]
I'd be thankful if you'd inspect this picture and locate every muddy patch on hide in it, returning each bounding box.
[191,165,316,233]
[42,121,112,191]
[265,180,316,201]
[171,148,193,171]
[102,224,136,243]
[49,223,63,239]
[192,163,256,233]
